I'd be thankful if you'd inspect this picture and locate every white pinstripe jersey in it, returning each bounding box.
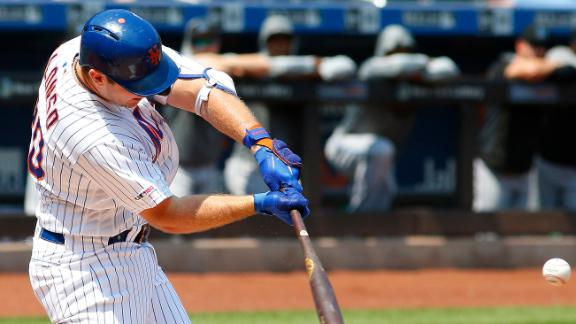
[28,36,206,236]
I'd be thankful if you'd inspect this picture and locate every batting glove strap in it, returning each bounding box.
[244,126,302,168]
[242,126,271,149]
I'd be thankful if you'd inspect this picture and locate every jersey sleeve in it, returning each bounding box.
[76,141,172,214]
[163,45,206,76]
[423,56,460,81]
[359,53,428,80]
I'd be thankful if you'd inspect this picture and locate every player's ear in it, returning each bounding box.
[88,69,108,87]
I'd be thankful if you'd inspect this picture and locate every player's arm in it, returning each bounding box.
[223,53,356,81]
[220,53,272,78]
[140,191,309,234]
[504,56,560,81]
[156,46,303,192]
[77,141,309,234]
[166,73,303,192]
[192,52,230,72]
[167,77,257,143]
[141,195,253,233]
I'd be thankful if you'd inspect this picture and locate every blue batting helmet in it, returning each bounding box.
[79,9,179,96]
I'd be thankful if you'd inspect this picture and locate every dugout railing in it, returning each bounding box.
[2,74,576,239]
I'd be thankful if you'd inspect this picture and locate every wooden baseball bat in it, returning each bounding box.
[290,209,344,324]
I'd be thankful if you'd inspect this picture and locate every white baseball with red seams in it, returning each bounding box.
[542,258,571,286]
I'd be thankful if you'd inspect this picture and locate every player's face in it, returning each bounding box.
[516,40,547,58]
[105,82,144,108]
[192,34,221,54]
[88,70,144,107]
[266,34,293,56]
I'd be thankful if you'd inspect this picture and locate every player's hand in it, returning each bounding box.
[254,139,303,192]
[254,190,310,225]
[243,125,303,192]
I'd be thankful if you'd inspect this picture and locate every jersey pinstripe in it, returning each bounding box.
[29,224,190,323]
[28,36,205,237]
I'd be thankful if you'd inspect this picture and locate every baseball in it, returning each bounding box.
[542,258,571,286]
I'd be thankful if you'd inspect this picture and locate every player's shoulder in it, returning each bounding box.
[50,99,145,164]
[48,37,81,64]
[58,36,81,53]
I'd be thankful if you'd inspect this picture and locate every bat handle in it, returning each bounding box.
[290,209,307,233]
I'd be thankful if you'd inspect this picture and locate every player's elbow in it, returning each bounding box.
[143,213,193,234]
[139,197,181,233]
[140,196,205,234]
[154,224,189,234]
[151,220,205,235]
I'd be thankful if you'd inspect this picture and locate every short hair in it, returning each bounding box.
[520,24,551,49]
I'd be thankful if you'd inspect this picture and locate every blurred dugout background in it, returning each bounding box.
[2,0,576,226]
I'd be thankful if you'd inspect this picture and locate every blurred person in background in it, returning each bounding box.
[536,31,576,210]
[324,25,460,212]
[474,25,575,211]
[164,18,230,195]
[223,15,357,194]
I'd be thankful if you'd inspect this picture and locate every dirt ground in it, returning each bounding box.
[2,269,576,317]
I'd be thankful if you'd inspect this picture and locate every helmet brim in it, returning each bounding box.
[116,53,180,97]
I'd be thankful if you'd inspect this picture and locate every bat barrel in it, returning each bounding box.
[290,210,345,324]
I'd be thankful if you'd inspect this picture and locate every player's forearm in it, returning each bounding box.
[505,58,560,81]
[223,53,271,78]
[141,195,255,234]
[167,78,260,143]
[201,91,261,143]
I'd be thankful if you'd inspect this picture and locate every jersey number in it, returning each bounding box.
[28,117,45,180]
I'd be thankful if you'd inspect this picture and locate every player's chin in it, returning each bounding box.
[126,97,143,107]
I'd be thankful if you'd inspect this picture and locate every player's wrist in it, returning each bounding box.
[253,192,269,214]
[243,124,272,150]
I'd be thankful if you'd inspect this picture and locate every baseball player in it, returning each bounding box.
[537,36,576,210]
[324,25,460,212]
[27,9,309,323]
[474,25,556,211]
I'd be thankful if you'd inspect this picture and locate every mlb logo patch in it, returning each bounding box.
[135,185,155,200]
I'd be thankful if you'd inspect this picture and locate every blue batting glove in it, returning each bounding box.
[254,191,310,225]
[254,144,303,192]
[244,126,303,193]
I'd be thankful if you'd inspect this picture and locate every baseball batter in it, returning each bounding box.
[27,9,309,323]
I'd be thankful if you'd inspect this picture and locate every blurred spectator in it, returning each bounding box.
[180,18,225,69]
[474,25,568,211]
[163,18,229,195]
[324,25,460,212]
[536,31,576,210]
[223,15,357,194]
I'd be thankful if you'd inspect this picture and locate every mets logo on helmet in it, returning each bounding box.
[148,44,160,66]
